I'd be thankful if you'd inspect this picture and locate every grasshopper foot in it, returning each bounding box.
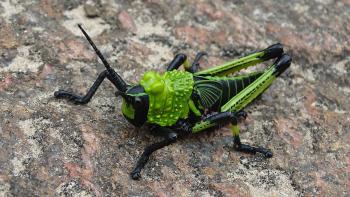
[54,90,89,104]
[234,143,273,158]
[130,170,141,180]
[233,136,273,158]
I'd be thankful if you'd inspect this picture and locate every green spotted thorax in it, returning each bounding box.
[140,70,194,126]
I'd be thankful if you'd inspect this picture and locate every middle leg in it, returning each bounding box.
[231,117,272,157]
[166,53,188,71]
[186,51,207,73]
[191,111,272,158]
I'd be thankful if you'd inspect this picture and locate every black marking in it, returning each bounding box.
[236,79,243,93]
[226,80,230,103]
[233,79,238,96]
[241,78,245,90]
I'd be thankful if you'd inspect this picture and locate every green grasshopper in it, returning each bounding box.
[55,25,292,180]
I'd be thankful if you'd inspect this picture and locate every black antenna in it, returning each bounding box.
[78,24,128,92]
[78,24,112,71]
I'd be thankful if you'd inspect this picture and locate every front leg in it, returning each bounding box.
[54,70,109,104]
[166,53,188,71]
[188,51,207,73]
[130,127,178,180]
[55,68,126,104]
[166,52,207,73]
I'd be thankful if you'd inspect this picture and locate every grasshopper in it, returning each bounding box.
[55,25,292,180]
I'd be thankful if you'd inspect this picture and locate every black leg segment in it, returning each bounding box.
[189,51,207,73]
[231,117,272,158]
[192,110,272,158]
[130,127,178,180]
[166,53,187,71]
[55,70,111,104]
[233,136,272,158]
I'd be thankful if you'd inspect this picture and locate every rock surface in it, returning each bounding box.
[0,0,349,196]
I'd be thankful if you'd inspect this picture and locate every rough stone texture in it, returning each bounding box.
[0,0,349,196]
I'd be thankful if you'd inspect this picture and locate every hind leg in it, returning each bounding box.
[221,54,292,112]
[195,43,284,76]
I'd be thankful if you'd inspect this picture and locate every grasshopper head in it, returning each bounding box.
[120,85,149,127]
[77,24,149,127]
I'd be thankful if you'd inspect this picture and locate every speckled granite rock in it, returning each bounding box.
[0,0,349,196]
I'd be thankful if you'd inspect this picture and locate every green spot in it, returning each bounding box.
[231,125,240,137]
[121,99,135,119]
